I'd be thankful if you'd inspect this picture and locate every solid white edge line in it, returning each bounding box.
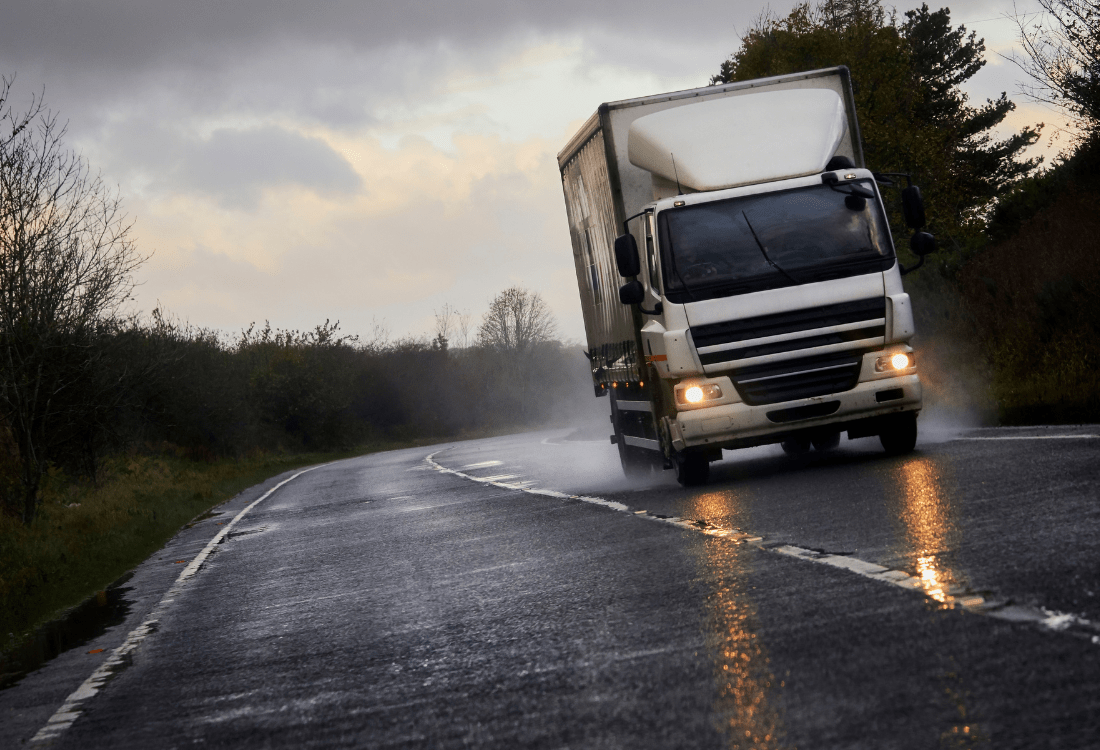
[29,463,331,746]
[955,435,1099,440]
[425,451,1100,647]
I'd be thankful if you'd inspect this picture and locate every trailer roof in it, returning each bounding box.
[556,67,858,169]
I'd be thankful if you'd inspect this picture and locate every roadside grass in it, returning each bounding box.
[0,434,462,656]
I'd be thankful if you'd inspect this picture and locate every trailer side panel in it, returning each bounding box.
[560,126,639,391]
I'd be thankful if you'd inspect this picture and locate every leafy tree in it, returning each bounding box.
[0,76,145,522]
[712,0,1041,253]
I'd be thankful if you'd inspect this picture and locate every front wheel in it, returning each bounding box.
[879,413,918,455]
[674,451,709,487]
[812,431,841,452]
[781,437,812,456]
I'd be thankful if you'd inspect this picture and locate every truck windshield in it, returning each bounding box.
[658,180,895,303]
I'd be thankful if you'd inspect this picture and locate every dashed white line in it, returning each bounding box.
[425,451,1100,647]
[425,452,629,513]
[30,463,330,746]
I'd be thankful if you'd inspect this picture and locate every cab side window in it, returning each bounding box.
[646,213,660,291]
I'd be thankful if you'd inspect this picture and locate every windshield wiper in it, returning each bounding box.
[741,211,802,286]
[798,254,890,281]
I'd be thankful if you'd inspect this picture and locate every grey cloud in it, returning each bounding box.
[0,0,1008,133]
[1,1,738,70]
[180,126,361,208]
[0,1,756,127]
[106,123,361,209]
[0,0,1013,72]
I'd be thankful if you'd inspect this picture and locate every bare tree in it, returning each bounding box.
[1011,0,1100,140]
[0,75,145,522]
[363,316,391,353]
[455,309,472,349]
[476,286,557,354]
[433,303,457,351]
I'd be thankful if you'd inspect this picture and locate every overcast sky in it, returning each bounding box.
[0,0,1058,343]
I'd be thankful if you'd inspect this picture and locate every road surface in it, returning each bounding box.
[3,422,1099,748]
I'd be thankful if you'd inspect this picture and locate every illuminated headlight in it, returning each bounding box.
[676,383,723,405]
[875,352,914,372]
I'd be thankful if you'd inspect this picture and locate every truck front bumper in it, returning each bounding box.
[672,374,921,451]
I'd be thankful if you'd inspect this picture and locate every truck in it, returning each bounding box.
[556,66,936,486]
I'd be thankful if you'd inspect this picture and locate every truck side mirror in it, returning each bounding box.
[614,234,640,277]
[619,280,644,305]
[910,231,936,257]
[901,185,926,229]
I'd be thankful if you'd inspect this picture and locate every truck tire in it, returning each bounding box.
[674,451,709,487]
[781,437,812,456]
[879,413,918,455]
[812,431,841,452]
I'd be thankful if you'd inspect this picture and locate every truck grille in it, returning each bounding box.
[693,299,885,368]
[729,350,864,406]
[691,298,886,349]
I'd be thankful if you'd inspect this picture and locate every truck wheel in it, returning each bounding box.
[674,451,709,487]
[781,437,811,456]
[879,413,918,455]
[812,431,841,452]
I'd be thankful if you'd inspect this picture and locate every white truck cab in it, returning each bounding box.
[558,67,935,485]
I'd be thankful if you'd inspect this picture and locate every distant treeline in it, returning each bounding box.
[6,312,594,464]
[0,312,592,515]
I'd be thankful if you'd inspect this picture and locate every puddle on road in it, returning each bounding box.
[460,460,503,470]
[223,526,267,541]
[0,572,135,691]
[185,510,223,528]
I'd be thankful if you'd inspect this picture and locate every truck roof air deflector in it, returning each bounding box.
[626,89,848,191]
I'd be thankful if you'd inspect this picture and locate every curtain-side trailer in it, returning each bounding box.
[556,66,936,486]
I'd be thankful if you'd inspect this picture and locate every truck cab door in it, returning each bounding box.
[627,212,671,378]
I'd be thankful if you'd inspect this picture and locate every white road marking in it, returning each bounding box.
[425,452,629,512]
[541,434,607,446]
[425,451,1100,647]
[30,463,331,746]
[460,460,503,469]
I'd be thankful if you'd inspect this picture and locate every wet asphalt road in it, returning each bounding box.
[3,421,1099,748]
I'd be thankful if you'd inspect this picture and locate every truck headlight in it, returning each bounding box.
[875,352,914,372]
[676,383,723,405]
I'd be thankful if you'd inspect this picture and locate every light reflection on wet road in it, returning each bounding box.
[426,423,1100,745]
[691,536,786,749]
[3,422,1098,748]
[894,457,963,605]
